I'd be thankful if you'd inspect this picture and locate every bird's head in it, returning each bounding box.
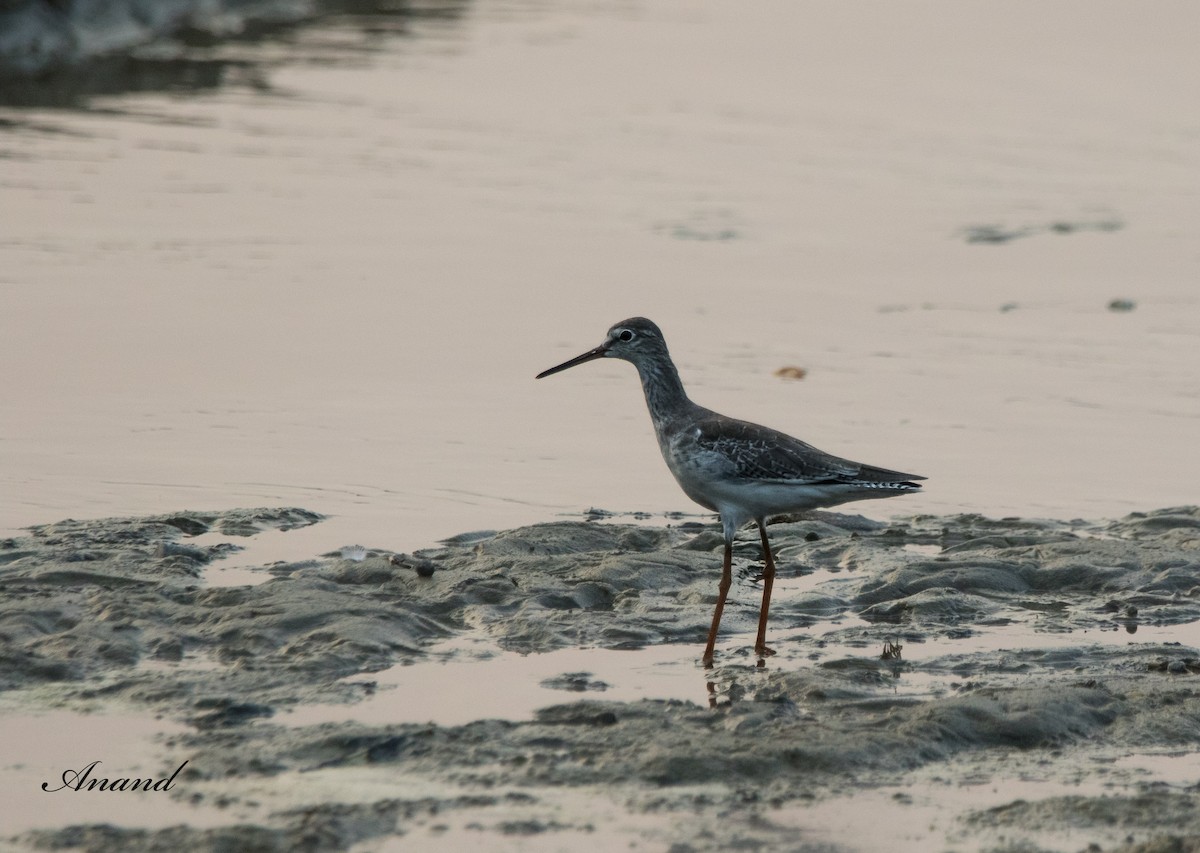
[536,317,667,378]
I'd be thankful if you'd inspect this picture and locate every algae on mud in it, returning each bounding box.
[1,506,1198,851]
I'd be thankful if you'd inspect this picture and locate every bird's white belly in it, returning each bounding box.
[699,476,843,518]
[662,439,880,531]
[665,443,826,516]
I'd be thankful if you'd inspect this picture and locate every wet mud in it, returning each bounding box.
[2,506,1198,851]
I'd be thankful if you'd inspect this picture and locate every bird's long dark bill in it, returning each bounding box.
[535,345,608,379]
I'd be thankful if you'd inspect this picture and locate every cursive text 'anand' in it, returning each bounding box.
[41,760,188,793]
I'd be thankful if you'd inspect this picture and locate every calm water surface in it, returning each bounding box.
[2,0,1198,558]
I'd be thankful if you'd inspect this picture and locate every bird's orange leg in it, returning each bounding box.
[754,522,777,659]
[702,541,733,667]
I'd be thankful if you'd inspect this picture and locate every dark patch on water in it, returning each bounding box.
[0,0,473,108]
[961,217,1123,245]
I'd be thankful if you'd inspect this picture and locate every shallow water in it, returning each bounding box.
[0,709,206,835]
[285,639,704,727]
[283,612,1200,728]
[2,0,1199,557]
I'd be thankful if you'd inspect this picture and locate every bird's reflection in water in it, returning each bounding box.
[702,654,783,709]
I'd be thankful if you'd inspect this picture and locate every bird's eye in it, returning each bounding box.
[618,329,634,342]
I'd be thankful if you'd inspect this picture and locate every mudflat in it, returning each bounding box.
[2,506,1197,851]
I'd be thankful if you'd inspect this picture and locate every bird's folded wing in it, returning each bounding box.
[692,418,923,485]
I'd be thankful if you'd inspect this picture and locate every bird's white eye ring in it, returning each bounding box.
[618,329,634,342]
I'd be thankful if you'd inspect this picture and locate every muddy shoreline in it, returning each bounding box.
[1,506,1198,851]
[0,0,472,107]
[0,1,465,77]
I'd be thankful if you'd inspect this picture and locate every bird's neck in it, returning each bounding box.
[634,356,692,430]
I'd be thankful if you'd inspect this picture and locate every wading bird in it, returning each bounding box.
[537,317,924,665]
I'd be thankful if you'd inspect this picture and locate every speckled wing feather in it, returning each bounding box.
[692,417,924,486]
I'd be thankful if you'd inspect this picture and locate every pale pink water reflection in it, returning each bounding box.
[2,1,1198,557]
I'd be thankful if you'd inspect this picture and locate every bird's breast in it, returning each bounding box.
[655,428,733,512]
